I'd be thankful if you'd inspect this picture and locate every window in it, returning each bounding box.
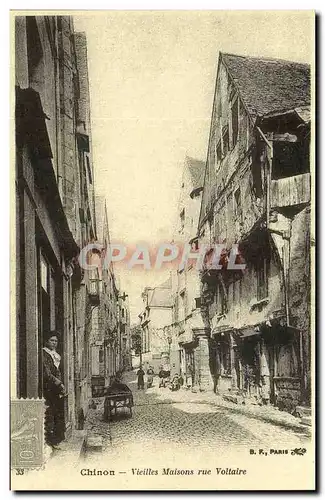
[272,141,310,180]
[99,349,104,363]
[85,155,93,184]
[246,113,250,150]
[216,283,227,315]
[227,193,232,231]
[219,341,231,376]
[41,257,49,292]
[232,281,236,304]
[214,218,220,243]
[26,17,44,92]
[222,126,229,157]
[72,72,80,100]
[79,208,86,224]
[210,126,216,168]
[180,208,185,232]
[195,297,201,309]
[179,291,186,321]
[216,141,222,164]
[231,98,239,147]
[257,258,268,300]
[234,187,242,219]
[219,202,225,240]
[40,255,50,338]
[209,142,216,169]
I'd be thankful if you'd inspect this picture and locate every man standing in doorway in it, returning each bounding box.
[43,331,66,450]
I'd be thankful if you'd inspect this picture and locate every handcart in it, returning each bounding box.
[104,392,134,421]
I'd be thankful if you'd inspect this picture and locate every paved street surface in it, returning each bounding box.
[83,370,310,471]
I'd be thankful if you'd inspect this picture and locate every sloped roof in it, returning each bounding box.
[222,53,311,118]
[149,287,173,308]
[148,276,173,308]
[185,156,205,190]
[159,275,172,289]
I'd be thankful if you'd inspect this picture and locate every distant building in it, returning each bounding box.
[139,276,174,373]
[173,156,207,389]
[90,197,120,395]
[118,293,132,371]
[198,53,311,411]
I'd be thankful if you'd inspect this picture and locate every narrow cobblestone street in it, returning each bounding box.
[83,370,311,471]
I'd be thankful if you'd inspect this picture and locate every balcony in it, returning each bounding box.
[271,173,310,208]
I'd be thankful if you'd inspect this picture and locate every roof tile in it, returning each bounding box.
[222,53,311,118]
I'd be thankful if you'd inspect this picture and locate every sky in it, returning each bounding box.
[74,11,313,324]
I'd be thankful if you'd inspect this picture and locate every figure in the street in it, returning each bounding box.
[179,373,184,387]
[107,372,132,394]
[137,366,145,390]
[158,366,171,388]
[43,331,66,450]
[158,367,165,388]
[169,373,181,391]
[213,351,222,394]
[146,366,154,388]
[260,341,271,404]
[186,363,194,389]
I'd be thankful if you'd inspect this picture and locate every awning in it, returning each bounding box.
[179,340,197,349]
[238,326,261,338]
[16,86,53,159]
[212,325,233,336]
[16,86,79,260]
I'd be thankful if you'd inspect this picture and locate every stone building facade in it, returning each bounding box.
[89,196,133,395]
[173,156,208,389]
[139,277,174,373]
[118,293,132,371]
[89,197,120,395]
[197,53,311,411]
[15,15,101,437]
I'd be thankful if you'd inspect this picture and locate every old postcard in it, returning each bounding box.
[10,10,315,490]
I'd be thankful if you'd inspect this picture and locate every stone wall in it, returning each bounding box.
[274,377,301,412]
